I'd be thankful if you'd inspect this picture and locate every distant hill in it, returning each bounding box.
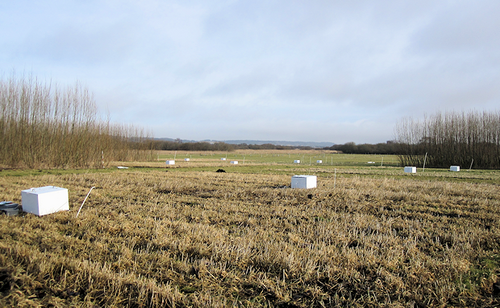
[154,138,334,148]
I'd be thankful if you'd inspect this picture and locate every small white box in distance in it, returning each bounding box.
[21,186,69,216]
[317,160,323,163]
[166,160,175,165]
[294,160,300,164]
[221,158,227,161]
[450,166,460,172]
[404,166,417,173]
[184,158,190,161]
[291,175,317,189]
[230,161,238,164]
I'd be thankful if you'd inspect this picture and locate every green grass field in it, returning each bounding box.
[2,151,498,185]
[158,151,399,167]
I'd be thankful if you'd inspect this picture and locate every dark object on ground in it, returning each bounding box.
[494,277,500,295]
[0,268,13,292]
[274,185,288,189]
[216,169,226,173]
[307,194,314,199]
[0,201,20,216]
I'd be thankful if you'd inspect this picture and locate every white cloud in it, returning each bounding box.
[1,0,499,143]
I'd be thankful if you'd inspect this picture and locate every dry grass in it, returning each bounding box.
[0,169,499,307]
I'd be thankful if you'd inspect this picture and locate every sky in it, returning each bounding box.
[1,1,499,144]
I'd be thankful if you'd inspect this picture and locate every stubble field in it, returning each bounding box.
[1,151,499,307]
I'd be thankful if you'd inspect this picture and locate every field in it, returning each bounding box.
[1,150,499,307]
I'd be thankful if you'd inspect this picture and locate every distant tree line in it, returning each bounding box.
[153,141,316,151]
[235,143,314,150]
[154,140,235,151]
[154,140,401,153]
[325,142,399,154]
[395,110,500,169]
[0,74,154,169]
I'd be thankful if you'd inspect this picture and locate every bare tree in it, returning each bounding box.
[395,110,500,169]
[0,74,154,169]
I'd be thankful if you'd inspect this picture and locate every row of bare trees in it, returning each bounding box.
[395,110,500,169]
[0,75,154,169]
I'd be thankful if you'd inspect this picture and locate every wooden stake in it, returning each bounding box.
[76,187,95,218]
[468,159,474,171]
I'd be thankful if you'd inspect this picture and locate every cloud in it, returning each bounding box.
[1,1,499,143]
[410,1,500,54]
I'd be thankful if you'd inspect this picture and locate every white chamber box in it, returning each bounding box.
[21,186,69,216]
[221,158,227,161]
[184,158,190,161]
[230,161,238,164]
[166,160,175,165]
[404,166,417,173]
[291,175,317,189]
[450,166,460,172]
[294,160,301,164]
[317,160,323,163]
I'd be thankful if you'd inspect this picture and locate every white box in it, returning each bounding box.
[166,160,175,165]
[230,161,238,164]
[184,158,190,161]
[404,166,417,173]
[21,186,69,216]
[317,160,323,163]
[221,158,227,161]
[291,175,317,189]
[294,160,300,164]
[450,166,460,172]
